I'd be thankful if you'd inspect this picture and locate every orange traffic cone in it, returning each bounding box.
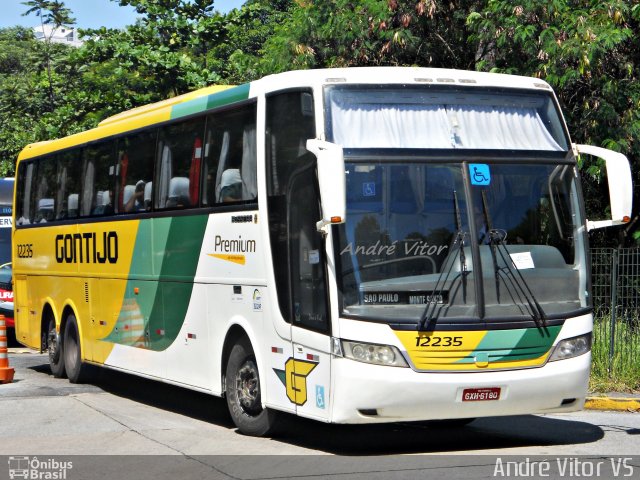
[0,315,15,384]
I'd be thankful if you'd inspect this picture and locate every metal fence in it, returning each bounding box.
[591,248,640,380]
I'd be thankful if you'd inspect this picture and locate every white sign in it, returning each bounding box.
[509,252,535,270]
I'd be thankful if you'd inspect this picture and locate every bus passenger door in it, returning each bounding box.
[288,163,332,421]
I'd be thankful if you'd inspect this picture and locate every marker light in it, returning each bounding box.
[549,333,592,362]
[340,340,408,367]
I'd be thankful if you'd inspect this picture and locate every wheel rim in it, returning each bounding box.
[235,359,261,416]
[48,323,60,364]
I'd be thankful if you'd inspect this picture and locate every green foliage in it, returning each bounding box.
[591,311,640,392]
[260,0,483,72]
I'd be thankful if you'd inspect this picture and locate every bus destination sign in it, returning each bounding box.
[362,291,448,305]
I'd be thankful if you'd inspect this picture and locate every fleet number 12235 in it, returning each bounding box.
[415,336,463,347]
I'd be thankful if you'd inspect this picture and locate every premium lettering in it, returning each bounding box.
[55,232,118,264]
[214,235,256,253]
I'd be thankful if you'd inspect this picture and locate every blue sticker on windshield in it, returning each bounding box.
[362,182,376,197]
[469,164,491,186]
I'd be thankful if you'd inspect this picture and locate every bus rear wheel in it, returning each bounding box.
[63,314,89,383]
[225,339,279,436]
[47,318,65,378]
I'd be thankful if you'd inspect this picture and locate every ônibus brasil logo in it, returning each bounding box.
[8,456,73,480]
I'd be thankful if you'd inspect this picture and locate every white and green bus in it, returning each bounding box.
[13,68,632,435]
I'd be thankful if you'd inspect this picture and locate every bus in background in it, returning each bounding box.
[0,177,14,328]
[13,68,632,436]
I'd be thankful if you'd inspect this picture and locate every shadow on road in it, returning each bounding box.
[26,358,604,455]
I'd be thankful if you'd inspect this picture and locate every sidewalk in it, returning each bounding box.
[585,392,640,411]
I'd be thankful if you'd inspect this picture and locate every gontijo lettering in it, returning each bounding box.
[55,232,118,264]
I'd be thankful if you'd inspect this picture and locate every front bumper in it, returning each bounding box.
[330,352,590,423]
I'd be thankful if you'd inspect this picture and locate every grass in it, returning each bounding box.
[589,310,640,393]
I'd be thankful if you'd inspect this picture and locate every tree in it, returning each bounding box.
[259,0,484,73]
[208,0,293,82]
[22,0,76,108]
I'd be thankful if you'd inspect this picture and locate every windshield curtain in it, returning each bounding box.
[326,86,569,151]
[334,160,588,324]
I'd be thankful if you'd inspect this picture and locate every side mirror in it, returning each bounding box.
[574,144,633,231]
[306,139,346,233]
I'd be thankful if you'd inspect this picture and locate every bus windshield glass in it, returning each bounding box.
[334,160,587,323]
[325,85,569,151]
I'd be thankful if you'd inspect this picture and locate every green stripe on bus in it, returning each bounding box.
[170,83,251,120]
[106,215,208,351]
[171,96,209,120]
[488,325,561,363]
[206,84,250,110]
[148,215,208,350]
[455,326,561,364]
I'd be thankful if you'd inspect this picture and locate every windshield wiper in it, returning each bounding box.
[418,190,467,330]
[480,192,547,327]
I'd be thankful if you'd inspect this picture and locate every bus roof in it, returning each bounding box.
[17,84,244,161]
[17,67,554,162]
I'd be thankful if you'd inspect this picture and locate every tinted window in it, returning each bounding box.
[156,118,205,210]
[33,156,57,223]
[202,103,257,206]
[82,141,116,217]
[266,90,328,329]
[55,149,83,220]
[117,130,157,213]
[16,163,34,225]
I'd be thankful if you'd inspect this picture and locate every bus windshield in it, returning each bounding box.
[334,160,588,324]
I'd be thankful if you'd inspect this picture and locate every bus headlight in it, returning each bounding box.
[549,333,592,362]
[340,340,408,367]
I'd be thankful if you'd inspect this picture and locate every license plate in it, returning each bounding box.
[462,387,501,402]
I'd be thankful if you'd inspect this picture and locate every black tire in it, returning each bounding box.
[63,314,89,383]
[47,317,65,378]
[225,338,279,436]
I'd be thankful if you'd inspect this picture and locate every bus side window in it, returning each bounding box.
[16,162,35,225]
[82,141,116,217]
[117,130,156,213]
[156,117,205,210]
[203,103,257,206]
[55,149,83,220]
[32,156,57,223]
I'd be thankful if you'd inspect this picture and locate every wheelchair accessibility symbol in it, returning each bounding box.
[469,164,491,186]
[316,385,325,409]
[362,182,376,197]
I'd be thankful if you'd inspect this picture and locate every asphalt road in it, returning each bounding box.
[1,349,639,479]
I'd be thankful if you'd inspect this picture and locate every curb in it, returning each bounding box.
[585,396,640,412]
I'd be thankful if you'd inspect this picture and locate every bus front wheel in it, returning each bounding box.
[63,314,89,383]
[47,318,65,378]
[225,339,279,436]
